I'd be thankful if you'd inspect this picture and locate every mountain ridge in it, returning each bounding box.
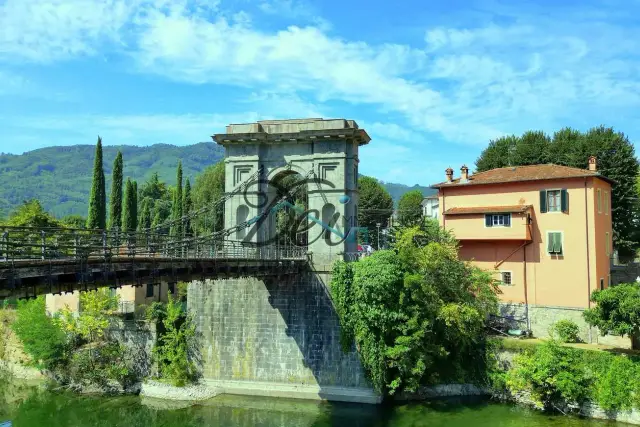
[0,142,435,218]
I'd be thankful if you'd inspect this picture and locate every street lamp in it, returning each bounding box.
[376,223,381,250]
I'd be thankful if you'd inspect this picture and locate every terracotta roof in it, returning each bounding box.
[444,205,532,215]
[431,164,614,188]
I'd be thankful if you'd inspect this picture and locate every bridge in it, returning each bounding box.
[0,118,368,300]
[1,118,378,404]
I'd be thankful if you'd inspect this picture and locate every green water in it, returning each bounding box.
[0,382,621,427]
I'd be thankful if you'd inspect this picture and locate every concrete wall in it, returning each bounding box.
[187,272,378,403]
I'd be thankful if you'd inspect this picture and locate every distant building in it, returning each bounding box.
[422,194,439,219]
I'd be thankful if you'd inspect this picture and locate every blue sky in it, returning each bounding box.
[0,0,639,187]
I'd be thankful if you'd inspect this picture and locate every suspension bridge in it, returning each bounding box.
[0,117,369,299]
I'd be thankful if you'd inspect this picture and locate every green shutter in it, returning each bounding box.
[555,232,563,254]
[540,190,547,213]
[547,233,554,253]
[485,215,492,227]
[561,189,568,213]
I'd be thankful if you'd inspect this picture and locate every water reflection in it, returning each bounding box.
[0,379,619,427]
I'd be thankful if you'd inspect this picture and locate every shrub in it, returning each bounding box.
[11,297,68,369]
[506,341,590,410]
[152,296,197,386]
[331,225,499,395]
[68,342,134,391]
[549,320,581,343]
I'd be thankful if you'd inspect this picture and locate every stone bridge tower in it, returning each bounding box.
[213,118,370,266]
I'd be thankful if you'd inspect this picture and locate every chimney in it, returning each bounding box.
[445,167,454,183]
[460,165,469,183]
[588,156,597,172]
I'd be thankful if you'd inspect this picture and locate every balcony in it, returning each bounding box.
[443,205,532,241]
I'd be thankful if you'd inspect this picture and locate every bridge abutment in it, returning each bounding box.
[187,270,380,404]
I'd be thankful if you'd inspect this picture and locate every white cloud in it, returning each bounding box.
[1,0,639,162]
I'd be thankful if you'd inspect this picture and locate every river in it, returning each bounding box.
[0,380,622,427]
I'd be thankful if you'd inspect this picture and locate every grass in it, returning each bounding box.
[490,335,640,356]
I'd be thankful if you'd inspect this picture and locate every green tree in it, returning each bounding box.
[86,136,106,229]
[11,296,68,369]
[122,178,136,232]
[140,172,172,229]
[183,178,193,235]
[152,295,197,386]
[140,199,152,230]
[331,225,498,395]
[583,283,640,348]
[510,131,551,166]
[357,176,394,247]
[474,126,640,253]
[5,200,61,228]
[109,151,123,230]
[397,189,424,228]
[171,161,183,236]
[475,135,518,172]
[193,160,225,233]
[60,215,86,229]
[132,180,138,231]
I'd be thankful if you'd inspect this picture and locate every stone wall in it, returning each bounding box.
[106,320,157,378]
[499,303,631,348]
[187,271,379,403]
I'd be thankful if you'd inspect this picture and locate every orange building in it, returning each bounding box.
[431,157,621,345]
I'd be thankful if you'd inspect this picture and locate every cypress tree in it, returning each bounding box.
[109,151,123,230]
[171,161,183,236]
[183,178,193,236]
[86,136,106,229]
[132,180,138,231]
[122,178,135,231]
[140,199,152,230]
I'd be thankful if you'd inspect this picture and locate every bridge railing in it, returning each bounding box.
[0,226,307,262]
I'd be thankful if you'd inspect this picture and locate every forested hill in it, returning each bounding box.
[0,142,435,218]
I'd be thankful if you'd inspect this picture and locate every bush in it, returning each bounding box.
[549,320,581,343]
[152,296,197,386]
[68,342,134,391]
[506,341,590,410]
[11,297,69,369]
[506,340,640,412]
[331,225,499,395]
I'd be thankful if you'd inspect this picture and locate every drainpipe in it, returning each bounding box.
[441,189,446,228]
[584,178,593,343]
[523,222,533,333]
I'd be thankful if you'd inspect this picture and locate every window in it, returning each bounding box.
[168,282,176,296]
[146,283,154,298]
[608,275,611,287]
[540,189,568,213]
[547,190,561,212]
[500,271,512,286]
[600,278,605,290]
[604,191,609,215]
[547,231,563,255]
[606,232,610,256]
[597,189,602,213]
[485,213,511,227]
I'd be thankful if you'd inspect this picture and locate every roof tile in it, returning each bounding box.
[432,164,613,188]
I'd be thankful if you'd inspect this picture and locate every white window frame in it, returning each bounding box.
[499,270,513,286]
[604,190,609,215]
[484,213,512,228]
[597,188,602,213]
[547,230,564,256]
[546,188,562,213]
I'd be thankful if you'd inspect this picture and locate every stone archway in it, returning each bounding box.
[213,118,370,265]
